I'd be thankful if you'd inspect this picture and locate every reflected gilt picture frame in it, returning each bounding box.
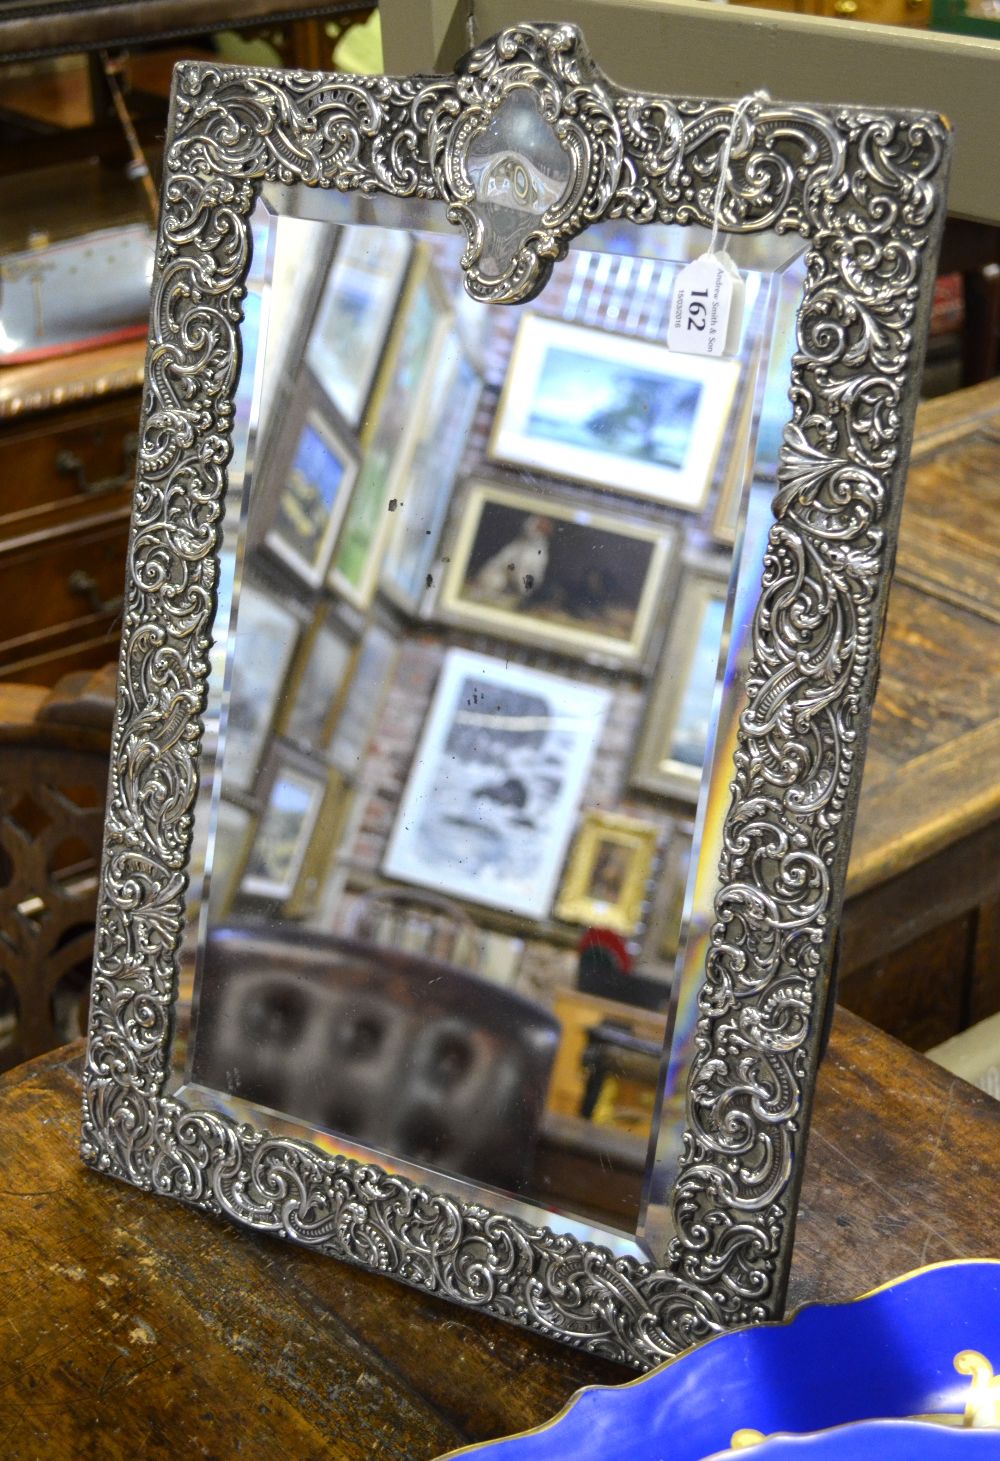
[239,749,330,903]
[380,332,484,612]
[555,810,660,937]
[219,582,300,796]
[279,603,356,755]
[81,23,951,1370]
[262,384,360,591]
[305,224,413,428]
[326,618,398,777]
[437,477,677,667]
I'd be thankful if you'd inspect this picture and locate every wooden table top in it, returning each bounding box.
[849,378,1000,899]
[1,1009,997,1460]
[836,379,1000,1047]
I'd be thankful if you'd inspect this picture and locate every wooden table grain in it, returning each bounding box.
[1,1010,997,1460]
[841,379,1000,1046]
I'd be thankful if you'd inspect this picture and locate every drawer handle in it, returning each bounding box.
[55,431,138,498]
[67,570,123,618]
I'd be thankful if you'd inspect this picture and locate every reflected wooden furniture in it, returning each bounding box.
[0,664,115,1072]
[0,1006,995,1457]
[0,9,374,178]
[0,160,147,678]
[547,987,666,1127]
[840,379,1000,1049]
[579,1021,660,1123]
[0,339,143,685]
[348,883,483,967]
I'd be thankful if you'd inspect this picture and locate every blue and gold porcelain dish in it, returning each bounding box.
[440,1261,1000,1460]
[711,1421,1000,1458]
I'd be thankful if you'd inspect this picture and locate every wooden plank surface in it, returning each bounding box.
[848,381,1000,895]
[1,1010,997,1459]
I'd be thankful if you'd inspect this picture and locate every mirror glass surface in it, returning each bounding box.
[169,186,808,1258]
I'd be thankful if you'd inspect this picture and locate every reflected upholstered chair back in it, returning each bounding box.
[190,923,560,1193]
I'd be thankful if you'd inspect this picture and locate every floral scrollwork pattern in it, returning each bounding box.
[81,23,950,1368]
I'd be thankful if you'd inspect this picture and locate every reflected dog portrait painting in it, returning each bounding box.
[439,481,675,665]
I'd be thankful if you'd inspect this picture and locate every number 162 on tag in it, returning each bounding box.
[667,253,745,358]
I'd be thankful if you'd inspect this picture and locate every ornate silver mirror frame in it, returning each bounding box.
[81,23,951,1369]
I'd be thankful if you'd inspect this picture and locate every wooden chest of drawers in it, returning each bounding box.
[0,340,143,684]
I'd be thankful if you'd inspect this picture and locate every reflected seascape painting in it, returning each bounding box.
[266,412,355,587]
[528,346,700,472]
[306,227,412,427]
[491,315,740,510]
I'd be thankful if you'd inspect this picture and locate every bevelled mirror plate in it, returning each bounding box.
[81,24,951,1368]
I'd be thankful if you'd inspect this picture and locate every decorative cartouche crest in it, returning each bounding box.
[428,24,623,303]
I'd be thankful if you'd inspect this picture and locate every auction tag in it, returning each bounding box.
[667,252,745,357]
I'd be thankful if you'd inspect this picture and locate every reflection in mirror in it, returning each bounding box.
[464,87,573,282]
[171,190,807,1257]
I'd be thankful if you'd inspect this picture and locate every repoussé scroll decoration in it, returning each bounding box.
[82,22,950,1368]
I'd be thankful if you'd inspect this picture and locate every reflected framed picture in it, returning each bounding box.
[438,479,676,666]
[489,314,741,511]
[710,375,757,548]
[555,810,659,936]
[380,331,483,611]
[285,769,351,918]
[221,582,300,795]
[643,822,694,967]
[240,751,330,902]
[206,799,254,920]
[281,605,356,754]
[305,224,412,428]
[264,393,359,589]
[383,647,610,920]
[328,620,399,776]
[632,562,730,801]
[328,250,448,609]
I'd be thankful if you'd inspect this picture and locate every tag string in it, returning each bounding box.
[466,0,477,49]
[707,90,770,258]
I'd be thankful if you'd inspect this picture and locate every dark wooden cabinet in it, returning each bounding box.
[0,394,138,525]
[0,340,142,684]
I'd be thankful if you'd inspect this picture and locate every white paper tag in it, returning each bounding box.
[667,252,745,358]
